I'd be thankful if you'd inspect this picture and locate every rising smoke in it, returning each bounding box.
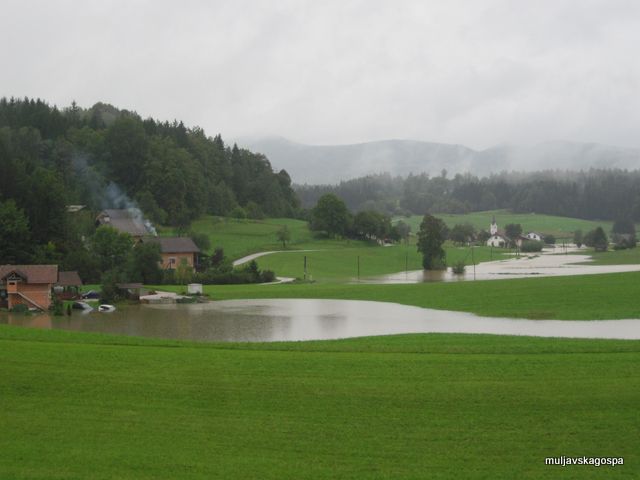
[72,153,157,236]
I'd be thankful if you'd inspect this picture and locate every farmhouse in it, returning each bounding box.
[526,232,543,242]
[487,233,508,248]
[0,265,58,311]
[96,209,155,240]
[143,237,200,269]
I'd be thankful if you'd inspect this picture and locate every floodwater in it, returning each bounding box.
[363,249,640,284]
[2,299,639,342]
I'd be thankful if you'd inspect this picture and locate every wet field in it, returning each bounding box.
[3,298,640,342]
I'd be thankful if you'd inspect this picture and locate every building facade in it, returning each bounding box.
[0,265,59,310]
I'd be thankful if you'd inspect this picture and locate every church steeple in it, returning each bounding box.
[490,216,498,235]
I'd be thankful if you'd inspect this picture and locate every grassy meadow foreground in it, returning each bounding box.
[1,326,638,479]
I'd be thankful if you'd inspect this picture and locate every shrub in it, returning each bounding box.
[521,240,543,252]
[52,298,64,316]
[230,206,247,219]
[451,261,466,274]
[261,270,276,283]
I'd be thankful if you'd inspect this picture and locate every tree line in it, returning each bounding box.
[0,97,300,270]
[296,169,640,222]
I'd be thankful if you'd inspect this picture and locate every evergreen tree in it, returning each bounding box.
[0,200,32,263]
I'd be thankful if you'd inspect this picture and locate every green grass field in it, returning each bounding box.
[158,214,509,279]
[159,216,313,259]
[1,325,638,479]
[398,209,613,240]
[253,243,507,282]
[579,247,640,265]
[152,270,640,320]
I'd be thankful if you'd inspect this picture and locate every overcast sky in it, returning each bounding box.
[2,0,640,149]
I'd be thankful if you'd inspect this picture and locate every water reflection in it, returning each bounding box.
[2,299,639,342]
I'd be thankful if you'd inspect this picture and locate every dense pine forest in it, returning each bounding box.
[296,169,640,221]
[0,97,299,268]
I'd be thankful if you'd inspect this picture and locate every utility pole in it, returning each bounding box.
[471,245,476,280]
[303,255,307,281]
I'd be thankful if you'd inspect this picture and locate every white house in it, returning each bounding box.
[487,234,508,248]
[526,232,543,242]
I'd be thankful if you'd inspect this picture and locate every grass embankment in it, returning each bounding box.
[152,270,640,320]
[1,325,638,479]
[399,210,613,240]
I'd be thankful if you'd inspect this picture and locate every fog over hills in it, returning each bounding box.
[236,136,640,185]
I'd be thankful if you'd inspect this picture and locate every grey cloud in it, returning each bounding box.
[1,0,640,150]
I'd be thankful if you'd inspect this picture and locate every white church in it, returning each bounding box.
[486,217,508,247]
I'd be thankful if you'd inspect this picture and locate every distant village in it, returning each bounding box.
[486,216,544,248]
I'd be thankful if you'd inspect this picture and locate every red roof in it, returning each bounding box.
[0,265,59,284]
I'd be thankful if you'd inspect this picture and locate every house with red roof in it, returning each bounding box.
[0,265,59,311]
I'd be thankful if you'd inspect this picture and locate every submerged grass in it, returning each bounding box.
[1,325,638,479]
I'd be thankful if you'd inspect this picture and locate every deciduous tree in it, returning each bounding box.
[310,194,351,238]
[417,214,448,270]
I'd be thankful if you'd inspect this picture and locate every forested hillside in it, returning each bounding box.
[296,170,640,221]
[0,97,299,263]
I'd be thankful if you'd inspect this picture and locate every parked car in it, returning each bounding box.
[72,301,93,311]
[81,290,100,300]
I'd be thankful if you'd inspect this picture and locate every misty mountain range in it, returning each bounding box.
[235,136,640,185]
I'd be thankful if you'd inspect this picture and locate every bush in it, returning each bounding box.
[230,206,247,219]
[245,201,265,219]
[261,270,276,283]
[521,240,543,252]
[584,227,608,252]
[52,298,64,316]
[100,269,125,303]
[451,261,466,274]
[190,232,211,252]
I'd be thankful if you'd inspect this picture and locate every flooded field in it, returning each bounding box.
[2,299,639,342]
[363,249,640,283]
